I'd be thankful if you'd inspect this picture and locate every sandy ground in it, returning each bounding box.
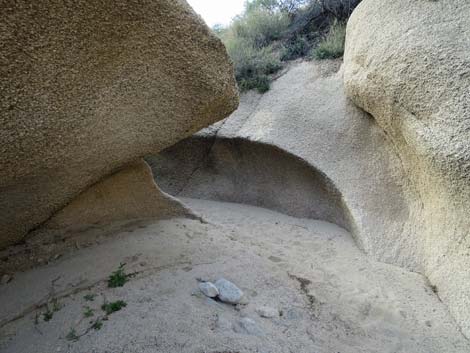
[0,199,468,353]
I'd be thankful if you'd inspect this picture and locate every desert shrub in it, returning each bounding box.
[317,0,361,21]
[239,74,271,93]
[281,35,310,60]
[287,1,327,36]
[311,20,346,59]
[220,6,287,92]
[231,8,290,47]
[216,0,360,92]
[227,39,282,92]
[247,0,310,15]
[286,0,360,37]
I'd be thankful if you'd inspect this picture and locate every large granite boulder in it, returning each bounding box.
[0,0,238,248]
[344,0,470,337]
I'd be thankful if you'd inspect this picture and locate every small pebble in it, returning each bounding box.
[256,306,279,318]
[198,281,219,298]
[214,278,243,304]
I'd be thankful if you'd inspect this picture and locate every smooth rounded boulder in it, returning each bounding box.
[0,0,239,248]
[343,0,470,337]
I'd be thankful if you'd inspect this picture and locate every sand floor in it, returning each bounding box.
[0,199,468,353]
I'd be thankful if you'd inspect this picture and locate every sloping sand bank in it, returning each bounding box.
[0,199,468,353]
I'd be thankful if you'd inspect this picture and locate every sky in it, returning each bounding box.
[187,0,245,27]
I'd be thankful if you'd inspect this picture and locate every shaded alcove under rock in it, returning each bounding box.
[146,136,355,233]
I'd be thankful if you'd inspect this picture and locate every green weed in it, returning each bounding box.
[83,294,96,302]
[66,328,79,342]
[107,263,128,288]
[91,319,103,330]
[83,306,94,318]
[43,298,62,322]
[101,300,127,315]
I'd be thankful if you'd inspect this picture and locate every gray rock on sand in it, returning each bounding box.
[256,306,279,318]
[214,278,244,304]
[198,281,219,298]
[232,317,264,336]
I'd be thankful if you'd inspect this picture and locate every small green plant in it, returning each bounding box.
[66,328,79,342]
[83,293,95,302]
[43,298,62,322]
[101,300,127,315]
[91,319,103,331]
[83,306,94,318]
[312,20,347,60]
[51,298,61,312]
[43,310,53,322]
[107,263,128,288]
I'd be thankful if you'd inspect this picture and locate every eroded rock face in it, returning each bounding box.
[150,61,410,262]
[42,159,194,233]
[344,0,470,336]
[0,0,239,248]
[149,136,353,233]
